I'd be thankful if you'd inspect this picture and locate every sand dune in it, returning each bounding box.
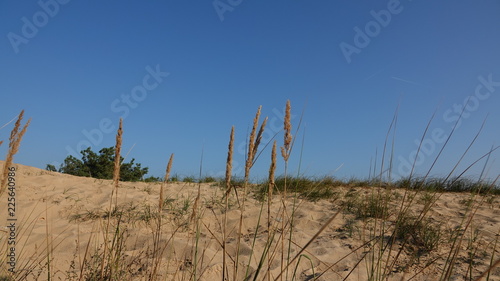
[1,161,500,280]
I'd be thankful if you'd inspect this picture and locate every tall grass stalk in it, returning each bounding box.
[234,106,266,281]
[113,118,123,207]
[267,140,277,281]
[191,146,205,281]
[279,100,292,281]
[150,153,174,280]
[223,126,234,281]
[101,118,123,279]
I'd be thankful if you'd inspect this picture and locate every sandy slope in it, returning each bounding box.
[1,161,500,280]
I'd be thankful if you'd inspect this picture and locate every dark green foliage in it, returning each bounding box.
[182,176,196,183]
[45,164,57,172]
[143,176,162,182]
[59,155,90,177]
[200,176,218,183]
[170,173,180,182]
[55,147,148,182]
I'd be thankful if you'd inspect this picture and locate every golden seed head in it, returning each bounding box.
[269,140,277,196]
[165,153,174,182]
[113,118,123,186]
[245,106,262,180]
[9,110,24,145]
[281,100,292,161]
[225,126,234,196]
[1,111,30,196]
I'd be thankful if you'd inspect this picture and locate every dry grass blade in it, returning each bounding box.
[273,208,342,281]
[473,258,500,281]
[0,115,18,131]
[424,96,471,180]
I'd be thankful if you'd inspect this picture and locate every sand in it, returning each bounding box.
[1,161,500,280]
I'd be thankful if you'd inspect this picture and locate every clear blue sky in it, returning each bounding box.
[1,1,499,181]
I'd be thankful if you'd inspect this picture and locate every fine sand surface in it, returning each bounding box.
[1,161,500,280]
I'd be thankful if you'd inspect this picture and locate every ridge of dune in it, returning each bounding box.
[1,161,500,280]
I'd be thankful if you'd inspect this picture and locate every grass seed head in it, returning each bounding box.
[269,140,277,197]
[245,106,262,181]
[113,118,123,186]
[253,117,268,159]
[1,110,30,195]
[225,126,234,197]
[165,153,174,182]
[281,100,292,161]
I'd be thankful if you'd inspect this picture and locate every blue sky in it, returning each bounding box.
[1,0,499,181]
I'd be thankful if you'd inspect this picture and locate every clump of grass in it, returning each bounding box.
[170,173,180,182]
[395,213,442,254]
[257,175,343,201]
[73,221,146,281]
[396,176,499,194]
[341,189,391,220]
[200,176,218,183]
[182,175,196,183]
[163,195,192,230]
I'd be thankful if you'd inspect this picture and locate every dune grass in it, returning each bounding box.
[1,103,500,280]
